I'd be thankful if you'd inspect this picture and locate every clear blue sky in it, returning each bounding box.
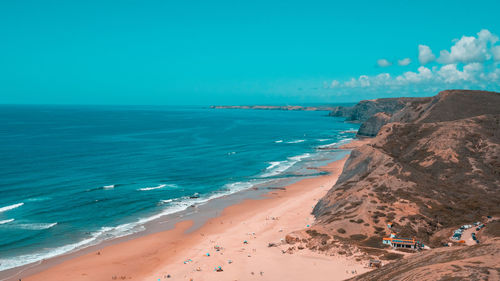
[1,0,499,105]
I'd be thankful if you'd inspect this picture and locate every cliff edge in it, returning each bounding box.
[289,90,500,280]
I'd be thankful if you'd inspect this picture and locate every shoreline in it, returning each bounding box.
[6,144,367,281]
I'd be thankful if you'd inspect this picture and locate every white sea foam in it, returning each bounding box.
[289,153,311,161]
[317,138,353,149]
[15,222,58,230]
[0,202,24,213]
[26,197,51,202]
[336,138,353,146]
[222,181,257,193]
[261,153,311,178]
[137,184,169,191]
[286,139,305,144]
[0,219,14,225]
[317,142,338,149]
[1,178,268,271]
[274,140,283,143]
[0,219,153,271]
[0,178,266,271]
[0,136,354,272]
[266,161,282,170]
[261,161,292,177]
[102,185,115,189]
[0,223,141,271]
[317,139,331,142]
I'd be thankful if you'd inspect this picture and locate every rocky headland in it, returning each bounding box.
[210,105,340,111]
[286,90,500,280]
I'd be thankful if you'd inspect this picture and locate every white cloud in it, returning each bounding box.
[437,29,499,64]
[397,66,433,83]
[437,64,468,83]
[398,58,411,66]
[418,45,436,65]
[492,45,500,61]
[329,63,498,92]
[377,59,392,67]
[358,75,371,87]
[326,29,500,95]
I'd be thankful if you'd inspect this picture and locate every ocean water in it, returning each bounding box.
[0,105,358,271]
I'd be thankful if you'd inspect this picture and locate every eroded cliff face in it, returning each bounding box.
[290,90,500,275]
[328,97,422,124]
[356,112,391,137]
[356,90,500,137]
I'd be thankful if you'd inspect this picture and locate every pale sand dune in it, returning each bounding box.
[23,156,368,281]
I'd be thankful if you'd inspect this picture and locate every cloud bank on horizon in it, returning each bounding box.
[327,29,500,95]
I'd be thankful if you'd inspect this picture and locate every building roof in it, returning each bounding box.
[382,237,418,245]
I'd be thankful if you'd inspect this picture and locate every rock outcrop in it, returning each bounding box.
[328,106,355,118]
[357,112,392,137]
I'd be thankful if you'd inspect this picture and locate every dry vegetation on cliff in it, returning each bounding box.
[289,90,500,279]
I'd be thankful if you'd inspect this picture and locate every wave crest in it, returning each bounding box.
[16,222,58,230]
[137,184,170,191]
[286,139,305,144]
[0,219,14,225]
[0,203,24,213]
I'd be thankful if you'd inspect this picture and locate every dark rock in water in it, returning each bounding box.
[328,106,354,118]
[189,193,200,199]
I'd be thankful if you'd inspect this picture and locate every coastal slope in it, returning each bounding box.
[293,90,500,279]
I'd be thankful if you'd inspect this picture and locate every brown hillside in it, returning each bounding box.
[286,90,500,280]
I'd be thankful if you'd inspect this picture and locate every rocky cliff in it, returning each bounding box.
[291,90,500,279]
[356,112,392,137]
[314,90,500,242]
[355,90,500,137]
[328,97,421,123]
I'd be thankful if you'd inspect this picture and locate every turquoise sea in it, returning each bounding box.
[0,105,358,271]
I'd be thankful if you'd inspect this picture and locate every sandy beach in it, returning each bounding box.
[15,152,368,281]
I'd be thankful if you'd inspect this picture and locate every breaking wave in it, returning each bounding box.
[14,222,58,230]
[261,153,311,178]
[0,219,15,225]
[0,203,24,213]
[137,184,174,191]
[286,139,305,144]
